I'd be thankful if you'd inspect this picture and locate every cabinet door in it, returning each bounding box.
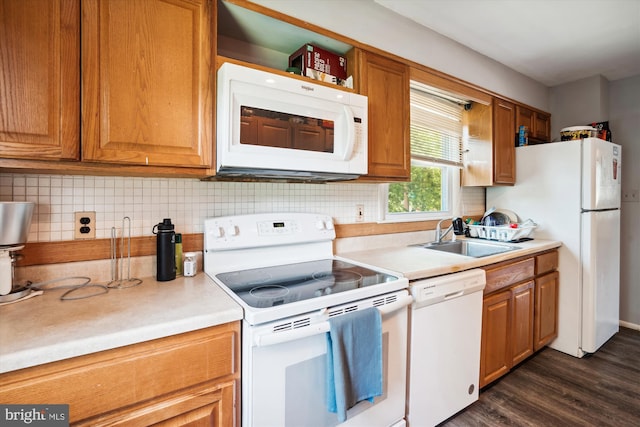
[511,280,535,365]
[515,105,534,135]
[358,50,410,180]
[492,98,515,184]
[534,271,559,350]
[0,0,79,160]
[82,0,212,168]
[533,112,550,141]
[515,106,551,142]
[480,290,512,388]
[461,102,492,186]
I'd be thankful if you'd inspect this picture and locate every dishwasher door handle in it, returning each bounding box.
[254,294,413,347]
[444,290,465,300]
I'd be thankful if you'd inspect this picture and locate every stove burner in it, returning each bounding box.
[250,285,290,299]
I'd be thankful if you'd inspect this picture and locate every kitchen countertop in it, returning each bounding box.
[0,273,243,374]
[1,237,560,376]
[338,237,562,281]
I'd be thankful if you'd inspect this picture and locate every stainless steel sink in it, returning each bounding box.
[418,240,519,258]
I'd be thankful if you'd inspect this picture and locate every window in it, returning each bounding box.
[381,81,466,222]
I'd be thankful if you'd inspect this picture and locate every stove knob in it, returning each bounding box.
[213,226,224,238]
[325,220,334,230]
[315,220,326,230]
[226,225,239,236]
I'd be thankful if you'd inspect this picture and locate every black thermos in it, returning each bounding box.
[153,218,176,281]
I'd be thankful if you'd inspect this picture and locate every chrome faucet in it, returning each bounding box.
[435,218,454,244]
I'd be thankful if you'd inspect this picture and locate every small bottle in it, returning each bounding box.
[152,218,176,282]
[174,233,183,276]
[184,252,197,277]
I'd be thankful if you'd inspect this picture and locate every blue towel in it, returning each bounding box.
[326,307,383,422]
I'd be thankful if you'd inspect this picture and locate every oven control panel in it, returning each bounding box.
[257,219,299,236]
[204,213,336,251]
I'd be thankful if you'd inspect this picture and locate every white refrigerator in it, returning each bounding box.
[486,138,622,358]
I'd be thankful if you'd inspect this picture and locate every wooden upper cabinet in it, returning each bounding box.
[355,50,410,181]
[515,106,534,135]
[532,111,551,141]
[462,97,515,186]
[81,0,213,168]
[515,105,550,142]
[492,98,515,185]
[0,0,80,161]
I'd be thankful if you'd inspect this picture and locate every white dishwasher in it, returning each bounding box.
[407,269,486,427]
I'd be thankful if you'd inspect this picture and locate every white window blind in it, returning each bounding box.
[409,82,464,167]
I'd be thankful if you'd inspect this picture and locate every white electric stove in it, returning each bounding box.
[204,212,410,427]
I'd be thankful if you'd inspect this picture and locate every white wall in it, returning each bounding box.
[609,75,640,328]
[549,75,610,140]
[250,0,550,110]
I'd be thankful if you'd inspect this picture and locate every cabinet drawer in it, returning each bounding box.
[536,250,559,275]
[484,258,535,294]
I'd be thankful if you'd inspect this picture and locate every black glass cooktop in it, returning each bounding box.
[215,259,399,308]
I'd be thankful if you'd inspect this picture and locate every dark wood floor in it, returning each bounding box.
[442,327,640,427]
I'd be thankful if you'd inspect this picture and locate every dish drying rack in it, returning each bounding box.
[468,219,536,242]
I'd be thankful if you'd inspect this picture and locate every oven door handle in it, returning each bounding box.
[253,295,413,347]
[377,294,414,316]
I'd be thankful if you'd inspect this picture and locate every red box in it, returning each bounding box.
[289,44,348,81]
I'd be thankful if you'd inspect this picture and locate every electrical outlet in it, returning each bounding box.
[623,189,639,202]
[356,204,364,222]
[74,212,96,239]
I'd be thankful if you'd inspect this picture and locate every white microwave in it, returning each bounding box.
[216,62,368,181]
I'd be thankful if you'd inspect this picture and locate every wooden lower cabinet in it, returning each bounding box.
[480,250,559,388]
[534,271,560,350]
[479,280,534,387]
[480,289,512,386]
[0,322,240,426]
[511,280,535,366]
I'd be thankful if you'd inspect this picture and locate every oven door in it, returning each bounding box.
[242,290,411,427]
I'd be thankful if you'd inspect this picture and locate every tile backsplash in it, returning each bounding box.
[0,173,484,243]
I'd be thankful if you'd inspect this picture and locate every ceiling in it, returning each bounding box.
[375,0,640,87]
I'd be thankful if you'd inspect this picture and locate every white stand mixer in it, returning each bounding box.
[0,202,35,297]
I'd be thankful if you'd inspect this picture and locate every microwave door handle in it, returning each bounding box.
[253,295,413,348]
[341,105,356,160]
